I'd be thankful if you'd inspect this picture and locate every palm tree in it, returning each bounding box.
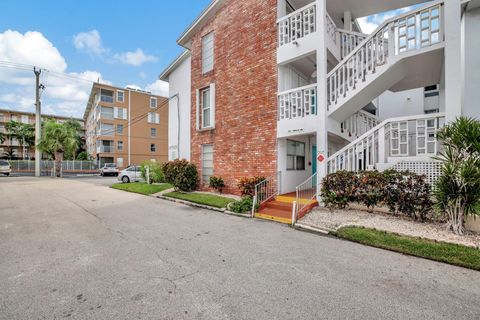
[0,131,5,144]
[38,120,79,177]
[5,121,35,159]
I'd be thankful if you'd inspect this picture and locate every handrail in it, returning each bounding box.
[277,2,316,24]
[327,0,444,78]
[253,171,281,213]
[293,172,318,224]
[336,28,368,38]
[277,83,317,96]
[329,112,445,161]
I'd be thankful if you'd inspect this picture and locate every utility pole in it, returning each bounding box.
[34,67,42,177]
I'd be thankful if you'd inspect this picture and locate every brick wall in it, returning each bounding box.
[190,0,278,195]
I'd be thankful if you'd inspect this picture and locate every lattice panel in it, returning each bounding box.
[391,161,442,185]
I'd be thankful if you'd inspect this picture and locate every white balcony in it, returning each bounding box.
[278,84,317,120]
[97,144,114,153]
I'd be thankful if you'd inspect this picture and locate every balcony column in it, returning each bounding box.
[444,0,463,122]
[343,11,352,31]
[315,0,328,200]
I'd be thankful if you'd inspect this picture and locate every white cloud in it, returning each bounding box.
[113,48,158,66]
[356,6,415,34]
[0,30,109,117]
[73,30,105,56]
[145,80,169,97]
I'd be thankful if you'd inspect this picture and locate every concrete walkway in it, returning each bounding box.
[1,176,479,320]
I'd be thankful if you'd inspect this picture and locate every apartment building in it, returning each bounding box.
[83,83,168,168]
[0,108,84,159]
[161,0,480,216]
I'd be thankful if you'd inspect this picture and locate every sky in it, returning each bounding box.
[0,0,418,119]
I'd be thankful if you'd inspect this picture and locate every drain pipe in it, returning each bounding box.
[291,201,297,226]
[170,94,180,159]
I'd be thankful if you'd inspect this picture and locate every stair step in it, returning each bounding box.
[264,200,292,211]
[275,196,315,205]
[257,207,291,219]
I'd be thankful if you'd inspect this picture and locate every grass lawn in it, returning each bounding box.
[111,182,173,195]
[336,226,480,271]
[164,191,235,208]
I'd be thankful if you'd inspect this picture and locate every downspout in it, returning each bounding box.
[128,89,131,166]
[170,94,180,159]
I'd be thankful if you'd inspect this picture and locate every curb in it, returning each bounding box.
[294,223,334,235]
[155,195,251,219]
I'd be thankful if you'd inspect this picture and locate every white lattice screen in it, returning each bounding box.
[391,161,442,185]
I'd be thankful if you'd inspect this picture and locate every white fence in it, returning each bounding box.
[9,160,99,176]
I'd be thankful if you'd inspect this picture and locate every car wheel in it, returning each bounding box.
[122,176,130,183]
[100,172,103,176]
[4,173,9,176]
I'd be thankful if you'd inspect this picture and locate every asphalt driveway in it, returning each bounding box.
[0,177,479,320]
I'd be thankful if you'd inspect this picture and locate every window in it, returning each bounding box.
[0,113,3,121]
[21,115,29,124]
[100,89,114,103]
[151,128,157,137]
[0,124,4,133]
[287,140,305,171]
[11,115,17,122]
[150,144,156,152]
[117,124,124,135]
[148,112,160,124]
[117,141,124,151]
[202,32,214,73]
[150,97,157,109]
[201,87,211,128]
[101,123,114,136]
[202,144,214,183]
[101,106,114,119]
[117,157,124,168]
[117,90,124,103]
[115,107,127,120]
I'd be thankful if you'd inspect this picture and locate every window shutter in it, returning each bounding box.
[114,107,119,119]
[210,83,215,128]
[196,89,200,130]
[123,108,127,120]
[155,113,160,124]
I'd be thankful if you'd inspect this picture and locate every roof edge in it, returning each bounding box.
[158,50,191,81]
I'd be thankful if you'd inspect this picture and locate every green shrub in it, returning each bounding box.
[228,196,256,214]
[320,171,357,210]
[140,160,165,184]
[355,171,385,213]
[162,159,198,192]
[209,176,225,193]
[237,176,266,196]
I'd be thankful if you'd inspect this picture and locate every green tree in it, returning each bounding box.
[38,120,79,177]
[434,117,480,235]
[63,119,84,160]
[0,131,5,144]
[5,121,35,159]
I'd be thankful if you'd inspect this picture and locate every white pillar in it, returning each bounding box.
[344,11,352,31]
[277,0,287,18]
[444,0,462,122]
[316,0,328,200]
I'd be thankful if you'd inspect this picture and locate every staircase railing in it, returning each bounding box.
[327,1,444,110]
[337,29,367,59]
[327,113,445,174]
[252,171,281,217]
[292,173,318,224]
[278,84,317,120]
[341,110,380,139]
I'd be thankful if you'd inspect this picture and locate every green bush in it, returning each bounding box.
[237,176,266,196]
[320,171,357,210]
[228,196,256,214]
[209,176,225,193]
[140,160,165,184]
[321,170,433,218]
[162,159,198,192]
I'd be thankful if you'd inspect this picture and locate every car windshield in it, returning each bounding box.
[105,164,116,168]
[0,160,9,166]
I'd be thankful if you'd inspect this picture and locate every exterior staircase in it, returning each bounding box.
[255,192,318,224]
[327,1,445,122]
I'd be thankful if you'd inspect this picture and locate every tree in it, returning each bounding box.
[5,121,35,159]
[434,117,480,235]
[63,119,85,160]
[38,120,79,177]
[0,131,5,144]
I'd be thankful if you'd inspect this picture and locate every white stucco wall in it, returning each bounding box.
[167,55,192,161]
[376,88,425,120]
[463,7,480,119]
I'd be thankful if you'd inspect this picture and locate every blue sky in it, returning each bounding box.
[0,0,210,118]
[0,1,417,118]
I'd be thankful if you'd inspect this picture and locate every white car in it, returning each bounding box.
[118,166,143,183]
[100,163,119,176]
[0,160,11,176]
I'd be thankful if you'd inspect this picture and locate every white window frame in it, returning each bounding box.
[201,144,214,183]
[286,140,306,171]
[21,115,29,124]
[116,90,125,103]
[202,32,214,73]
[117,141,124,151]
[148,112,160,124]
[150,97,157,109]
[117,124,124,135]
[196,83,215,131]
[151,128,157,137]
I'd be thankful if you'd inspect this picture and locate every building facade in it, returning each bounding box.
[0,108,83,160]
[83,83,169,168]
[161,0,479,200]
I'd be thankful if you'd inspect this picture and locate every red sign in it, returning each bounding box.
[317,154,325,163]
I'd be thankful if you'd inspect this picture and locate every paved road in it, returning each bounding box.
[0,177,479,320]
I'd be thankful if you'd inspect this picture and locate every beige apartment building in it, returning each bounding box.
[0,108,84,159]
[84,83,168,168]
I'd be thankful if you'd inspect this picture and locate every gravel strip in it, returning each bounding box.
[301,207,480,248]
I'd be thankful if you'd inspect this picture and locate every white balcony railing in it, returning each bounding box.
[278,2,316,46]
[337,29,367,59]
[278,84,317,120]
[97,145,114,153]
[325,12,337,44]
[327,113,445,174]
[327,1,444,109]
[341,110,380,138]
